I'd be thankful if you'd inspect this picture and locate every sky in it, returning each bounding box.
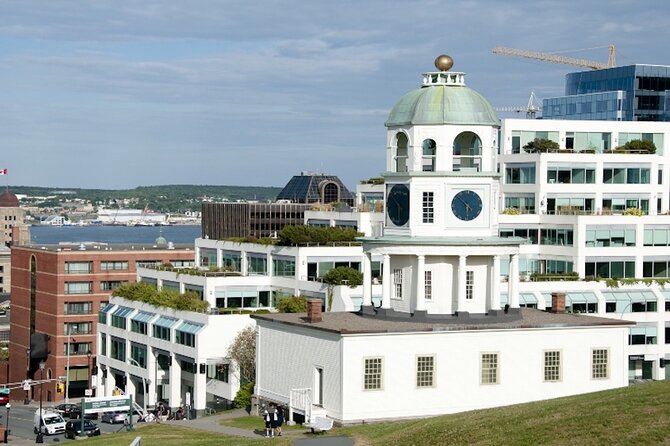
[0,0,668,190]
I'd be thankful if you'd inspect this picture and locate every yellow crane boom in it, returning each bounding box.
[492,45,615,70]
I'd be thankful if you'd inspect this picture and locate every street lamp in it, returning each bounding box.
[128,358,147,419]
[65,325,78,403]
[36,360,45,444]
[87,350,92,396]
[5,403,10,444]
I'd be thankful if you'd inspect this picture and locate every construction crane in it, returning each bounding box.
[492,44,616,70]
[495,92,543,119]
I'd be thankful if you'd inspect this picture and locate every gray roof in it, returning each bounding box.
[252,308,633,336]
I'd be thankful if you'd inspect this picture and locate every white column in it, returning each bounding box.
[192,361,207,412]
[168,356,181,409]
[146,356,156,408]
[491,255,501,310]
[241,250,248,275]
[508,254,520,308]
[457,255,466,312]
[362,252,372,307]
[267,253,273,277]
[381,254,391,309]
[415,255,426,312]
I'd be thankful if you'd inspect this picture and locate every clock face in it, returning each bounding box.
[387,184,410,226]
[451,190,482,221]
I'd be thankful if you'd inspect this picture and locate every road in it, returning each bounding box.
[2,401,140,441]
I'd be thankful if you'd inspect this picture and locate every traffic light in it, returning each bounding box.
[56,383,64,393]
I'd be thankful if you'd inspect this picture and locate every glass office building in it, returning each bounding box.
[543,65,670,122]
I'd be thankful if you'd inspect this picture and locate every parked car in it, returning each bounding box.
[64,419,101,439]
[0,388,9,406]
[53,403,79,417]
[101,411,128,424]
[65,404,98,420]
[33,409,67,436]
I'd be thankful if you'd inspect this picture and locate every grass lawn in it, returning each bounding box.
[340,379,670,446]
[72,380,670,445]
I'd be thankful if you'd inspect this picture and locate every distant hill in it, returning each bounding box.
[9,184,283,213]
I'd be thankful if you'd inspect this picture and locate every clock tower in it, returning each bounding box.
[360,55,523,319]
[383,55,500,238]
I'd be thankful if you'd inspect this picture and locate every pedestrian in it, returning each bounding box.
[263,403,277,437]
[276,406,284,436]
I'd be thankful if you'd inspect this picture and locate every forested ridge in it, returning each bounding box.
[9,184,283,213]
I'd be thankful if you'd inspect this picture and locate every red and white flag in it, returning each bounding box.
[0,169,7,175]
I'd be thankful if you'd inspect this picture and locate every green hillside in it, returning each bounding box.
[8,184,283,213]
[80,380,670,445]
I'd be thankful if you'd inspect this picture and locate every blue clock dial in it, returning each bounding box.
[451,190,482,221]
[387,184,410,226]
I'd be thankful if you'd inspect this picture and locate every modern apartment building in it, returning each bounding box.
[543,64,670,121]
[9,241,194,402]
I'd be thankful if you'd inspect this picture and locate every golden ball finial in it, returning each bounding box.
[434,54,454,72]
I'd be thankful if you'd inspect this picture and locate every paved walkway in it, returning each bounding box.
[162,409,352,445]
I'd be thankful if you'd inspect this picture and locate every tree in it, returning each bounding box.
[276,295,309,313]
[323,266,363,311]
[523,138,559,153]
[227,325,256,385]
[618,139,656,154]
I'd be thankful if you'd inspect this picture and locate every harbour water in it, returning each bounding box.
[29,224,201,245]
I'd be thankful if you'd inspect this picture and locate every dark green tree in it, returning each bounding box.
[276,295,309,313]
[618,139,656,154]
[523,138,559,153]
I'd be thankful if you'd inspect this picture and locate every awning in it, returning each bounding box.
[177,321,204,335]
[153,316,178,328]
[112,306,133,317]
[661,290,670,301]
[601,290,656,302]
[99,303,115,314]
[132,311,154,323]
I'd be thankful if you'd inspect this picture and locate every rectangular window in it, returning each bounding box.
[64,302,92,315]
[247,255,267,275]
[364,357,383,390]
[100,335,106,357]
[100,281,127,291]
[175,331,196,348]
[64,282,92,294]
[110,337,126,362]
[130,344,147,368]
[131,320,148,335]
[466,271,474,300]
[199,248,217,267]
[424,271,432,300]
[481,353,499,385]
[100,261,129,271]
[64,322,91,335]
[416,355,435,388]
[422,192,434,223]
[544,351,561,382]
[207,363,229,383]
[153,325,171,341]
[592,348,609,379]
[272,258,295,277]
[393,269,403,299]
[64,342,92,356]
[64,262,92,274]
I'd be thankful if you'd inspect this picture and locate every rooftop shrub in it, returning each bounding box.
[278,225,363,246]
[114,282,209,312]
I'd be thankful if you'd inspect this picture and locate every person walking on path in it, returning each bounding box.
[276,406,284,436]
[263,403,278,437]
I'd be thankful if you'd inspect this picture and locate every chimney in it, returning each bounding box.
[307,299,323,323]
[551,292,566,313]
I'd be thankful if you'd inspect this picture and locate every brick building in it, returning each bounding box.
[9,241,195,402]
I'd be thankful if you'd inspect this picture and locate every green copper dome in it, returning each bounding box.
[385,78,500,127]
